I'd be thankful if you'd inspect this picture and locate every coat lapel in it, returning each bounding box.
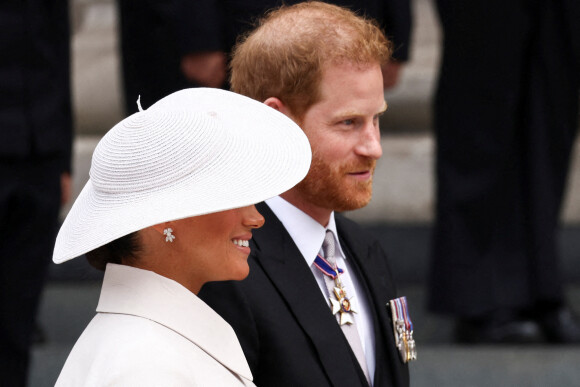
[336,215,408,387]
[97,264,253,381]
[251,203,367,386]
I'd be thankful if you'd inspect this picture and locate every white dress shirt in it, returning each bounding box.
[266,196,376,383]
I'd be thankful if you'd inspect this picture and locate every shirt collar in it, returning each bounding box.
[265,196,346,266]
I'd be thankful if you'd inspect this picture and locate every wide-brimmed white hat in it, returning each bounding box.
[53,88,311,263]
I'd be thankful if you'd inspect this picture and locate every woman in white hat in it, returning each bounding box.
[52,88,311,386]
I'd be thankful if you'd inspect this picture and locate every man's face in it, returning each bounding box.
[290,62,385,213]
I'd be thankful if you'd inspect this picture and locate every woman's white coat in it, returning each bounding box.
[56,264,255,386]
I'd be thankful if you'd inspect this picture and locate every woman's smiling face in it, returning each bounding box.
[159,205,265,293]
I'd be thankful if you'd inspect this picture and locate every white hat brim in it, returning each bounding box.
[53,88,311,263]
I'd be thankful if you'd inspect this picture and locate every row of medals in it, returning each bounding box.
[394,318,417,363]
[328,268,417,363]
[390,301,417,363]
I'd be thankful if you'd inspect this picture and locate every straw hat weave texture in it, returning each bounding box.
[53,88,311,263]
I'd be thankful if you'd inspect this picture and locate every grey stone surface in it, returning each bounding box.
[410,346,580,387]
[71,0,123,136]
[31,282,100,387]
[377,224,580,284]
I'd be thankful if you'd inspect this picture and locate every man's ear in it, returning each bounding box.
[263,97,284,111]
[264,97,296,120]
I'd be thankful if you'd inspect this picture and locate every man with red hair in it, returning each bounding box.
[200,3,412,386]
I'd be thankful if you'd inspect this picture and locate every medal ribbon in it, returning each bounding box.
[392,296,413,332]
[314,254,344,279]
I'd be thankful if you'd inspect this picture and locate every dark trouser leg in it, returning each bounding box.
[429,0,578,318]
[0,158,61,387]
[428,8,533,316]
[523,0,579,306]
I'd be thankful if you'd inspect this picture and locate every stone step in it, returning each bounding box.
[30,335,580,387]
[410,345,580,387]
[370,224,580,284]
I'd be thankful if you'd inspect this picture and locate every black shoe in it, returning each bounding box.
[537,306,580,344]
[455,309,544,344]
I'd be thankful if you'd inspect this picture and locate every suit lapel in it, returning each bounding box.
[336,215,408,387]
[251,203,367,387]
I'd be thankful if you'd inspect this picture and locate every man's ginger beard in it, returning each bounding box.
[294,152,376,212]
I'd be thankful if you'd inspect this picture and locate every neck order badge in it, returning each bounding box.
[389,296,417,363]
[314,254,358,325]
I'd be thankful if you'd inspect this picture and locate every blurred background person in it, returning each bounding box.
[0,1,73,385]
[428,0,580,343]
[118,0,412,115]
[117,0,190,115]
[176,0,412,90]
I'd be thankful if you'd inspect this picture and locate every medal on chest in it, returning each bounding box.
[314,255,358,325]
[389,296,417,363]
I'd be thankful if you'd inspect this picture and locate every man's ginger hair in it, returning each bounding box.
[230,1,392,119]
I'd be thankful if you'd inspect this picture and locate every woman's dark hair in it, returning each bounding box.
[85,231,141,271]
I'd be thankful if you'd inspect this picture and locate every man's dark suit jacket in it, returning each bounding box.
[199,202,410,387]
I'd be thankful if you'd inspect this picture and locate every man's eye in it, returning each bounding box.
[342,119,354,126]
